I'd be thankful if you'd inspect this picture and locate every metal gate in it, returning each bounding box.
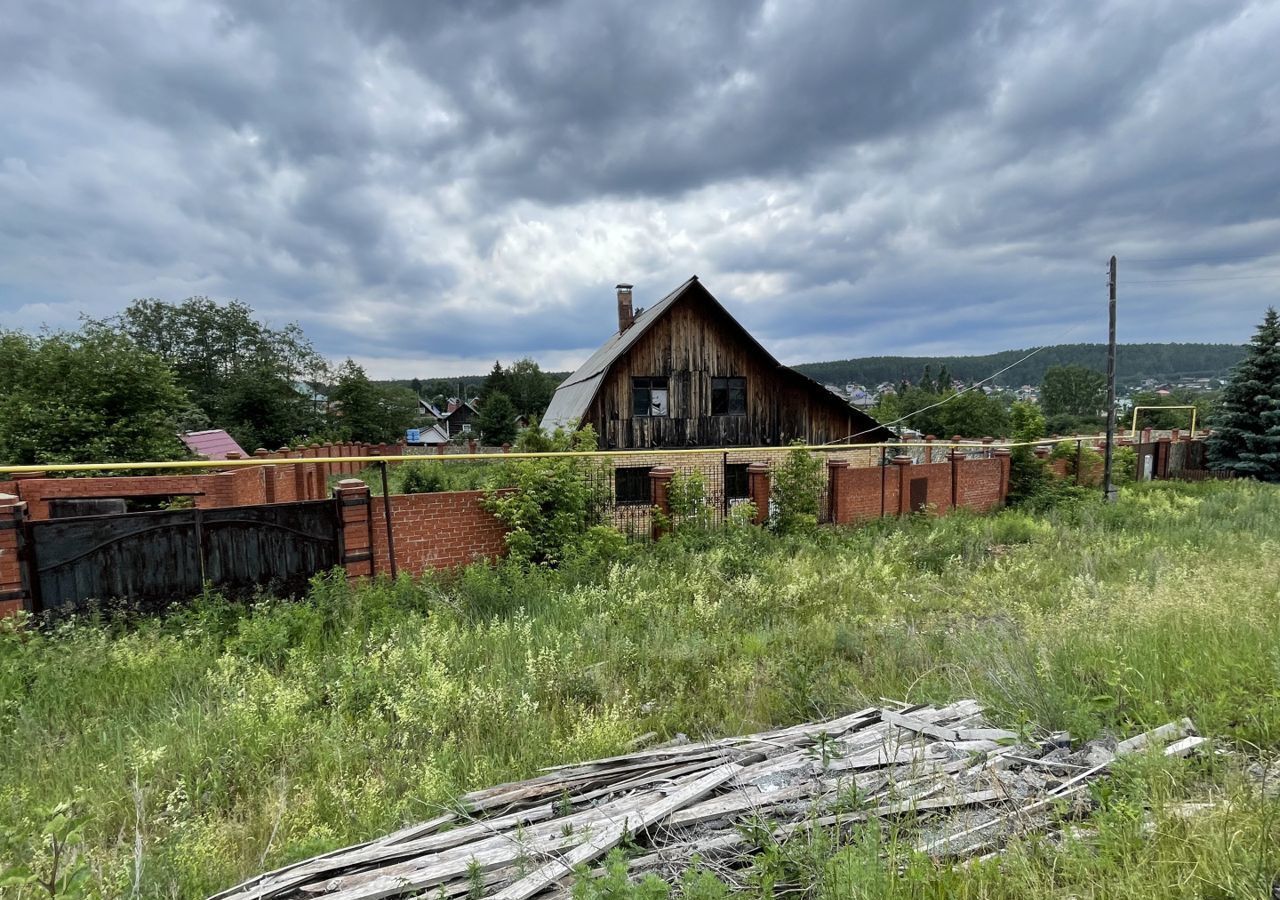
[24,499,341,615]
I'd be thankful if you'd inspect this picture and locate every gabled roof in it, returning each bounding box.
[541,277,892,442]
[180,429,248,460]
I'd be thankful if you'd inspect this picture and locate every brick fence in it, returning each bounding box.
[333,480,509,578]
[0,441,403,521]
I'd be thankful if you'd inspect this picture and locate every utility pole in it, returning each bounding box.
[1103,255,1118,502]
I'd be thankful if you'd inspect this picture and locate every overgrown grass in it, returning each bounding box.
[2,481,1279,896]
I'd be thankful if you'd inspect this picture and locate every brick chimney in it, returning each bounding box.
[616,283,634,332]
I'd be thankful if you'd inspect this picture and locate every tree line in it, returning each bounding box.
[795,342,1246,389]
[0,298,420,465]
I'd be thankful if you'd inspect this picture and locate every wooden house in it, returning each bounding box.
[541,277,891,448]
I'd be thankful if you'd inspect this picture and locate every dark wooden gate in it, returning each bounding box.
[909,477,929,513]
[24,499,340,615]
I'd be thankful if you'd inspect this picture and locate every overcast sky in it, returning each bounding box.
[2,1,1278,377]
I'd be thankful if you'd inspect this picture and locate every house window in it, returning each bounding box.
[632,377,669,417]
[724,463,751,500]
[615,466,653,505]
[711,377,747,416]
[461,423,472,433]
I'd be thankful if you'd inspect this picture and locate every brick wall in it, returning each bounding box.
[336,481,509,578]
[955,458,1004,512]
[1,441,403,520]
[828,454,1008,526]
[374,491,509,572]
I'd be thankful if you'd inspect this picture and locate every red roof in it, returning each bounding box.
[180,429,248,460]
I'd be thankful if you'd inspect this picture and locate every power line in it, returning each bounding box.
[1126,251,1278,265]
[1125,274,1277,285]
[830,322,1089,443]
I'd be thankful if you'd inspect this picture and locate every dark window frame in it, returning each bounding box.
[615,466,654,505]
[711,376,747,416]
[724,463,751,500]
[631,376,669,418]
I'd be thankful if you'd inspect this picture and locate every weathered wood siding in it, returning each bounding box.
[584,288,862,448]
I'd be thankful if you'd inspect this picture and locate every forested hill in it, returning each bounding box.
[792,343,1246,388]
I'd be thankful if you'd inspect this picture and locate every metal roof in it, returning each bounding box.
[180,429,248,460]
[541,276,698,430]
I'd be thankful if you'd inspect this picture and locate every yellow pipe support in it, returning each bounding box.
[1128,405,1199,438]
[0,436,1107,476]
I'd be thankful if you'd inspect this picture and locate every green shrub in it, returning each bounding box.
[482,425,614,566]
[667,471,711,532]
[771,443,824,532]
[400,460,447,494]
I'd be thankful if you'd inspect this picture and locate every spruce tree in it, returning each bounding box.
[1206,307,1280,481]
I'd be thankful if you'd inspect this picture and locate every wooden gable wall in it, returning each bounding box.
[583,287,862,449]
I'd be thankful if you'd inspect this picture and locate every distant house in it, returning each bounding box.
[440,399,481,437]
[541,277,892,448]
[292,380,328,413]
[180,429,247,460]
[405,423,450,447]
[418,398,446,420]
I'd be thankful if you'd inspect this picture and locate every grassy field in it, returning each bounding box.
[1,481,1278,897]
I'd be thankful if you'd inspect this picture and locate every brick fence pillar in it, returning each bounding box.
[747,462,771,526]
[981,436,995,458]
[826,459,849,524]
[892,454,914,515]
[924,435,937,464]
[648,466,675,540]
[333,479,374,581]
[0,494,30,618]
[1034,446,1051,460]
[1157,437,1172,478]
[993,448,1012,504]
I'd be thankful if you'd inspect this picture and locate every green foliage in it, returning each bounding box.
[329,359,419,444]
[1130,388,1219,432]
[1009,401,1045,443]
[666,471,711,531]
[1040,364,1106,422]
[1112,445,1138,485]
[482,425,612,566]
[108,297,328,451]
[479,358,560,421]
[771,443,824,532]
[1207,307,1280,481]
[476,391,519,446]
[872,372,1010,439]
[400,461,448,494]
[0,327,190,465]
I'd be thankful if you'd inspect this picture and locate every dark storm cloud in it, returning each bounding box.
[1,0,1277,377]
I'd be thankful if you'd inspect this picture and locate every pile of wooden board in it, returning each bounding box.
[211,700,1204,900]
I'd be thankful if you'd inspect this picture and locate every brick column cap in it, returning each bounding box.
[891,455,913,465]
[0,492,19,503]
[826,459,849,470]
[992,448,1012,457]
[334,478,369,493]
[648,465,676,478]
[746,461,770,473]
